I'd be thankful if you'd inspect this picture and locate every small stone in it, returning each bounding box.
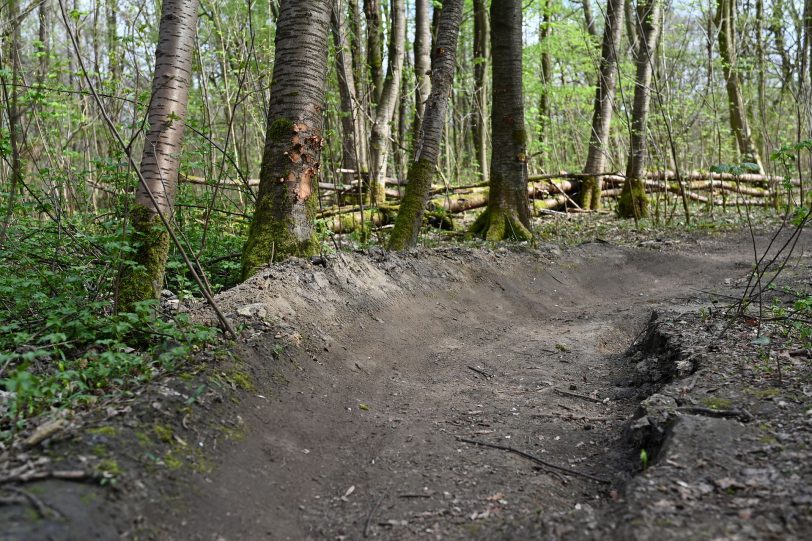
[237,303,267,319]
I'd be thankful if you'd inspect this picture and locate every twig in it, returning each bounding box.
[553,388,603,403]
[456,437,610,484]
[678,406,754,422]
[363,493,386,538]
[467,366,493,379]
[6,486,61,518]
[531,412,612,422]
[0,469,91,485]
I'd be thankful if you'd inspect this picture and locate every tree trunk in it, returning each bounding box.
[332,0,367,184]
[241,0,332,279]
[471,0,489,182]
[37,0,50,86]
[581,0,625,210]
[368,0,406,206]
[118,0,199,310]
[0,0,22,246]
[364,0,384,106]
[413,0,432,137]
[347,0,368,175]
[618,0,662,219]
[396,56,410,181]
[624,0,640,58]
[716,0,765,173]
[770,0,791,90]
[537,0,553,168]
[802,0,811,90]
[470,0,532,240]
[389,0,464,250]
[582,0,598,38]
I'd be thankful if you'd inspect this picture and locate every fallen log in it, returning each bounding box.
[601,187,773,207]
[601,177,770,197]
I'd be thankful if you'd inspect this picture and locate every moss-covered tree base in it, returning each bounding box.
[617,179,649,219]
[367,178,387,207]
[469,206,533,241]
[118,205,170,313]
[241,194,317,281]
[580,176,602,210]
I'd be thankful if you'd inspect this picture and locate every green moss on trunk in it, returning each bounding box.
[580,176,602,210]
[368,177,387,207]
[388,158,434,250]
[617,178,649,219]
[469,206,533,241]
[241,192,317,281]
[118,205,170,312]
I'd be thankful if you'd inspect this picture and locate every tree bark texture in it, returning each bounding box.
[582,0,598,38]
[715,0,765,173]
[241,0,331,279]
[332,0,367,183]
[537,0,553,167]
[769,0,791,89]
[364,0,384,106]
[37,0,50,86]
[118,0,199,310]
[624,0,640,58]
[413,0,432,138]
[618,0,661,219]
[388,0,464,250]
[0,0,22,247]
[472,0,489,182]
[471,0,532,241]
[581,0,625,210]
[368,0,406,206]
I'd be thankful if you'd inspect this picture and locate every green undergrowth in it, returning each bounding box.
[531,204,785,246]
[769,286,812,349]
[0,211,220,443]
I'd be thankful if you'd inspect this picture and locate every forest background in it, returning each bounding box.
[0,0,810,436]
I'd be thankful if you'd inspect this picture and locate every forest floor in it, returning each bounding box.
[1,217,811,540]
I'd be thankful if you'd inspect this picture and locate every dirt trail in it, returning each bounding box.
[144,235,768,541]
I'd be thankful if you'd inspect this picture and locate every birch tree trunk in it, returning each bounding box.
[368,0,405,206]
[117,0,199,309]
[618,0,661,219]
[413,0,432,137]
[389,0,464,250]
[470,0,532,240]
[581,0,625,210]
[241,0,331,279]
[716,0,765,173]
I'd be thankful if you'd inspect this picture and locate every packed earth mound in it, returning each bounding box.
[1,230,810,540]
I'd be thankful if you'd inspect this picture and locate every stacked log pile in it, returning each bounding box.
[181,170,801,233]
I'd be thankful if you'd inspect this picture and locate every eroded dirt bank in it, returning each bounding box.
[149,233,800,540]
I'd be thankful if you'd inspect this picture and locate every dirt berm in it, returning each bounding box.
[2,231,809,540]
